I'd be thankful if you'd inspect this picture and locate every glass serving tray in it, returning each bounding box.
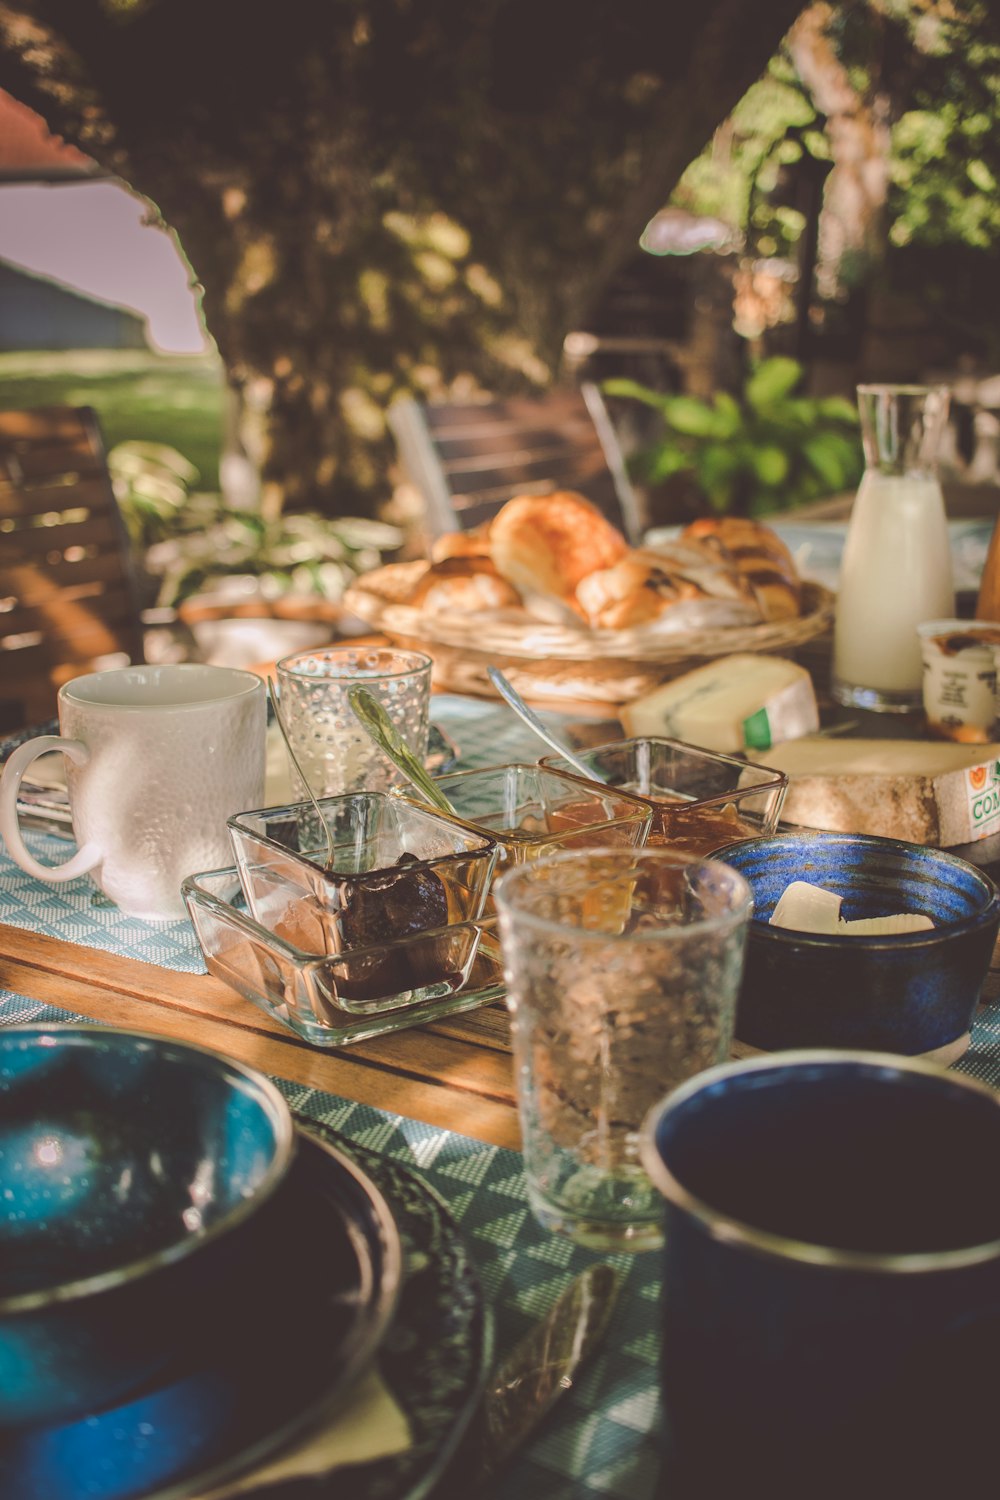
[183,867,505,1046]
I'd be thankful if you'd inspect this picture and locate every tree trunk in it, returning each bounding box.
[0,0,807,516]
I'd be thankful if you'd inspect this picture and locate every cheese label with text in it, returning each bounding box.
[966,760,1000,836]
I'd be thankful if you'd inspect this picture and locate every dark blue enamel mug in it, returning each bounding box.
[641,1052,1000,1498]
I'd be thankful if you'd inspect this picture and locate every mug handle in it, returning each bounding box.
[0,736,103,883]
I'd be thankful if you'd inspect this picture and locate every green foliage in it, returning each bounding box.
[110,436,402,608]
[889,58,1000,252]
[605,358,863,516]
[671,2,1000,287]
[108,440,199,550]
[143,500,402,610]
[670,55,821,262]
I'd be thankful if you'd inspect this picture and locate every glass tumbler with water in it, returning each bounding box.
[832,384,954,712]
[495,847,752,1252]
[276,646,432,799]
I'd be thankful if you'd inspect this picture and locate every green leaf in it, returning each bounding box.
[968,159,996,192]
[751,445,790,486]
[816,395,860,424]
[646,447,694,483]
[661,395,721,436]
[712,391,743,438]
[329,517,404,550]
[695,443,740,497]
[602,378,673,412]
[745,357,803,412]
[801,436,849,489]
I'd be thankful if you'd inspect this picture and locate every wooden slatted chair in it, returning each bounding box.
[388,382,643,544]
[0,406,145,732]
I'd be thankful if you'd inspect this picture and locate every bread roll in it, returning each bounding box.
[680,516,801,622]
[489,492,628,608]
[577,542,761,631]
[430,522,492,563]
[406,556,522,614]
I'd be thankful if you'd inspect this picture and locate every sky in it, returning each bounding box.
[0,179,209,354]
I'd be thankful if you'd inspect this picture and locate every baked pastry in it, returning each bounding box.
[404,555,522,615]
[489,492,628,611]
[430,522,493,563]
[680,516,801,622]
[577,541,761,632]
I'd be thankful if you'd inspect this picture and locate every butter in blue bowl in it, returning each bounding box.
[721,831,1000,1064]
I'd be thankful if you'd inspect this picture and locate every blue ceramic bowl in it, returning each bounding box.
[721,832,1000,1062]
[0,1026,295,1427]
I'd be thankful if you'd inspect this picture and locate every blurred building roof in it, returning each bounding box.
[0,89,99,180]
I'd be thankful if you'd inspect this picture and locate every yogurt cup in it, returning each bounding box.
[919,618,1000,742]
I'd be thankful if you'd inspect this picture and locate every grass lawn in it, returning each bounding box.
[0,348,226,488]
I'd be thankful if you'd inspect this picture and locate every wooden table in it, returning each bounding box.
[0,922,522,1147]
[5,610,997,1158]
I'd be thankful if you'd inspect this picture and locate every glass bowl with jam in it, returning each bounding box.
[539,737,787,854]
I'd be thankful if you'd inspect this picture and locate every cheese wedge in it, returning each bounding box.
[840,914,934,936]
[757,737,1000,846]
[768,880,934,937]
[621,655,819,755]
[770,880,843,932]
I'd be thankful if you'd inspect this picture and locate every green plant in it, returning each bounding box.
[109,440,402,608]
[604,357,863,516]
[108,440,201,550]
[145,507,403,610]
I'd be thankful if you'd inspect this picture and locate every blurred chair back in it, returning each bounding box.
[0,406,144,733]
[389,382,642,543]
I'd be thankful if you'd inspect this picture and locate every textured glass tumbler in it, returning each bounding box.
[276,646,432,798]
[495,848,752,1251]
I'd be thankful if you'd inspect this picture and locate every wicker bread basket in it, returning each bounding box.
[345,564,834,704]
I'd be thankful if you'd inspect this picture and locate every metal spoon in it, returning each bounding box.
[486,667,605,783]
[348,686,458,817]
[266,675,336,869]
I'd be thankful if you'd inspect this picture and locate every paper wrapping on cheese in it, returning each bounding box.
[756,737,1000,846]
[620,654,819,754]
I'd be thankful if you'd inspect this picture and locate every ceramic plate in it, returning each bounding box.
[0,1120,488,1500]
[251,1115,491,1500]
[0,1129,401,1500]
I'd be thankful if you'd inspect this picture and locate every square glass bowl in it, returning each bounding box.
[394,762,652,874]
[183,868,504,1045]
[226,792,499,1013]
[539,738,787,854]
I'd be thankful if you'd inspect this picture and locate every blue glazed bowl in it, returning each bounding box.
[0,1026,295,1427]
[721,832,1000,1062]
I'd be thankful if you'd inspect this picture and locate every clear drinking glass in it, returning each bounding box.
[495,847,752,1251]
[276,646,432,797]
[832,384,954,712]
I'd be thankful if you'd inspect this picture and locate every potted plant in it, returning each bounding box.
[604,357,863,519]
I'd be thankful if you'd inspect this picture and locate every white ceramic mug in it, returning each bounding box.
[0,664,266,921]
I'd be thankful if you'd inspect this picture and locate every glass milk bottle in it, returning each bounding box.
[832,384,954,711]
